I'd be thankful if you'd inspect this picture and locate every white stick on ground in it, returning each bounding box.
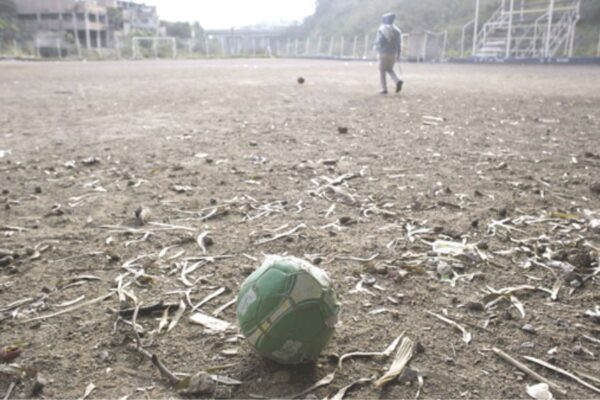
[20,292,115,324]
[426,311,472,345]
[255,223,306,245]
[523,355,600,394]
[491,348,567,395]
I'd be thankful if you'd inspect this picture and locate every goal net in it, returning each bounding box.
[132,37,177,59]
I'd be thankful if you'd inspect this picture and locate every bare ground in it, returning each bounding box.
[1,59,600,399]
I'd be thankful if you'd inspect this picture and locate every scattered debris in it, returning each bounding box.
[523,356,600,394]
[491,348,567,395]
[79,383,96,400]
[292,372,336,399]
[426,311,472,345]
[329,378,372,400]
[338,334,403,369]
[374,335,415,388]
[527,383,553,400]
[189,312,231,332]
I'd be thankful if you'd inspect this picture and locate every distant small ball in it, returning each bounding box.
[236,256,340,364]
[297,77,305,85]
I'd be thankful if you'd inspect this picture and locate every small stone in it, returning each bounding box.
[34,186,42,194]
[466,301,485,312]
[0,249,14,258]
[134,206,150,225]
[297,77,305,85]
[498,207,508,218]
[522,324,536,334]
[398,367,419,384]
[202,235,214,247]
[31,373,47,396]
[0,256,14,267]
[337,126,349,134]
[564,271,583,288]
[98,350,110,362]
[322,159,338,166]
[590,182,600,195]
[567,251,593,269]
[521,342,535,349]
[249,141,258,147]
[590,219,600,234]
[338,216,355,226]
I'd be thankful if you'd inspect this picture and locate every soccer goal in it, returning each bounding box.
[132,37,177,59]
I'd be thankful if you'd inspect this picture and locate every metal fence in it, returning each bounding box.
[0,31,451,62]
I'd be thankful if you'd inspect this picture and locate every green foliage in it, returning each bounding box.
[162,21,191,39]
[107,7,124,31]
[0,0,16,31]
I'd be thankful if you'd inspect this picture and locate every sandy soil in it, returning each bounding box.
[1,59,600,399]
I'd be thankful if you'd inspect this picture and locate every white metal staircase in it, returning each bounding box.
[473,0,580,59]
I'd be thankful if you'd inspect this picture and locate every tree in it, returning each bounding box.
[0,0,17,42]
[162,21,192,39]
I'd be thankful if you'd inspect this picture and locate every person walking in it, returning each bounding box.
[375,12,403,95]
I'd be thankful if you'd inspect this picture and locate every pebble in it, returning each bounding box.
[590,182,600,194]
[590,219,600,234]
[337,126,349,134]
[521,324,536,334]
[0,256,14,267]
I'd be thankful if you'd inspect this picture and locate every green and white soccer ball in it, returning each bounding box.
[236,256,340,364]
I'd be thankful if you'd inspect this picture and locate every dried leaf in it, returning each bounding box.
[329,378,372,400]
[79,383,96,400]
[426,311,472,344]
[189,312,231,332]
[167,300,186,333]
[292,372,335,399]
[374,336,415,388]
[338,334,403,369]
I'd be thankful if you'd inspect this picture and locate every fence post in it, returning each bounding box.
[329,37,334,56]
[153,38,158,59]
[352,35,358,58]
[340,36,345,57]
[72,12,82,58]
[472,0,480,56]
[305,37,310,56]
[544,0,555,57]
[442,30,448,60]
[363,34,370,59]
[56,38,62,59]
[506,0,514,58]
[294,38,299,56]
[317,36,322,56]
[115,35,121,59]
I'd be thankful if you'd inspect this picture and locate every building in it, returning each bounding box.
[13,0,161,55]
[15,0,110,51]
[117,1,159,35]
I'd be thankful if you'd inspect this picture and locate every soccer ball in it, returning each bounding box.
[297,77,305,85]
[236,256,340,364]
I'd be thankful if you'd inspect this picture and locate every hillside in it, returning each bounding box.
[296,0,600,56]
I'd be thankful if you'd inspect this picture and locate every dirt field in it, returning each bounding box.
[1,59,600,399]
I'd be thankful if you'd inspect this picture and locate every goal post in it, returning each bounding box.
[131,37,177,59]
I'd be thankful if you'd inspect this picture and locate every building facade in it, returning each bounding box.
[13,0,161,55]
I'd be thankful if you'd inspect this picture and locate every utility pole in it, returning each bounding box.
[545,0,555,58]
[472,0,480,56]
[506,0,514,58]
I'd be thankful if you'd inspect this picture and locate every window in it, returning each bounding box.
[18,14,38,21]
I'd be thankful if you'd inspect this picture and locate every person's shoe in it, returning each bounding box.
[396,80,404,93]
[380,90,388,95]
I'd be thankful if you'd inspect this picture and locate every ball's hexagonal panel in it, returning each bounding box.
[236,256,340,364]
